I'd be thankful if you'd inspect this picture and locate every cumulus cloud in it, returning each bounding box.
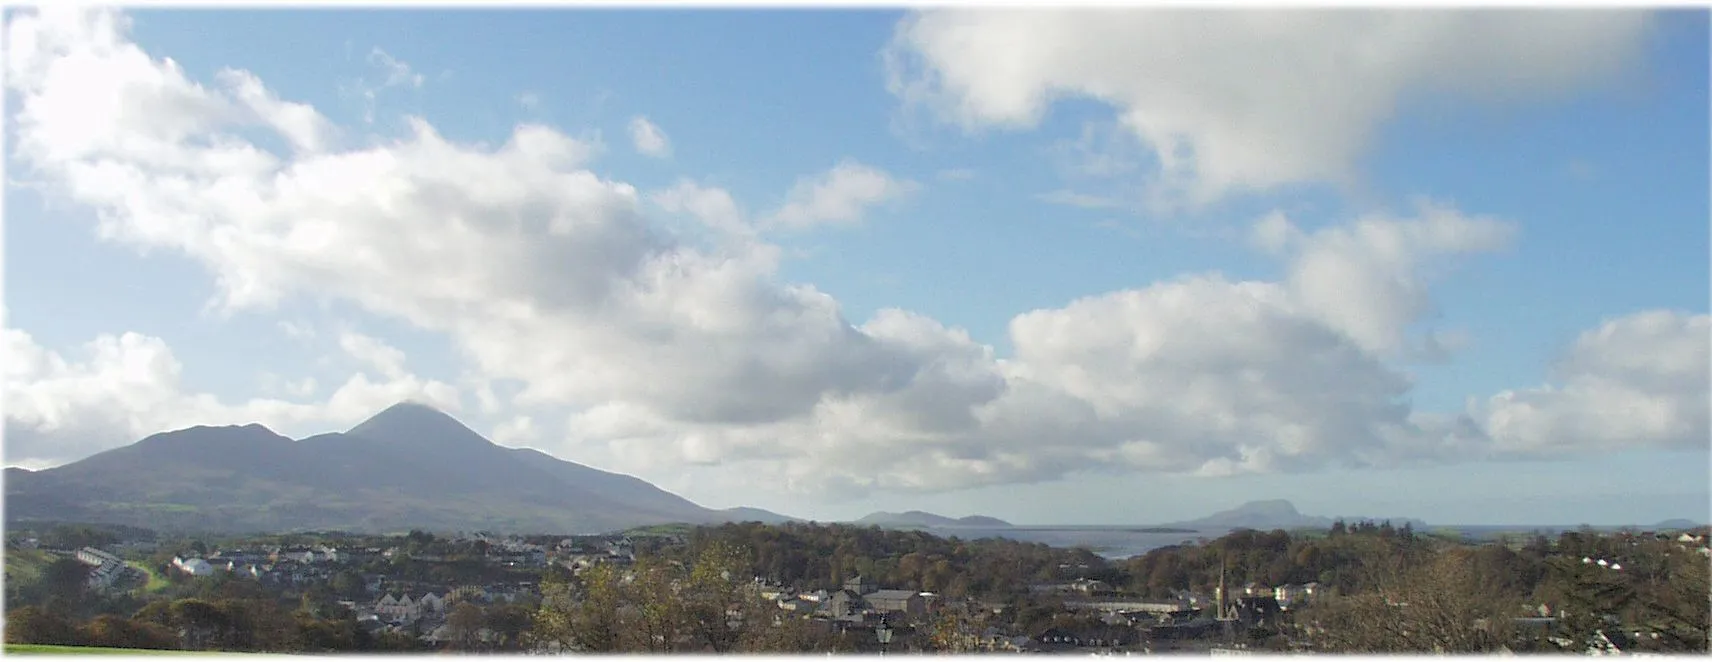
[339,331,410,380]
[1477,311,1710,455]
[1254,201,1516,357]
[885,9,1653,208]
[6,8,1701,497]
[627,116,671,158]
[765,161,919,230]
[2,327,460,468]
[650,179,752,238]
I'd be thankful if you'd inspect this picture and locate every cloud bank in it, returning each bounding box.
[4,8,1702,497]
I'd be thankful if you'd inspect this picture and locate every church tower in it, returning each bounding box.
[1215,558,1228,620]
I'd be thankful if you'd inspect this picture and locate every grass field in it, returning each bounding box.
[126,560,171,593]
[3,644,197,655]
[4,550,52,586]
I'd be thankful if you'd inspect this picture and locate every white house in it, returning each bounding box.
[376,593,446,622]
[76,547,122,568]
[173,558,213,576]
[376,594,417,621]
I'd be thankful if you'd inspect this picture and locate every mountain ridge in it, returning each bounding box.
[1164,499,1427,531]
[4,403,799,535]
[854,510,1013,528]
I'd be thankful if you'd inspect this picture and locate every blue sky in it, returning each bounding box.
[5,7,1708,527]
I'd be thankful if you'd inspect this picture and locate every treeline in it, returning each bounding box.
[672,522,1112,599]
[1121,520,1438,597]
[532,541,857,653]
[5,596,421,652]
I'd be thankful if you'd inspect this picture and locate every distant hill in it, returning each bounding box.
[1654,518,1706,531]
[1165,499,1426,531]
[3,402,800,535]
[717,507,802,525]
[854,511,1012,528]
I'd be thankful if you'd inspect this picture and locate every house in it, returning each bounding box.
[826,589,866,621]
[1072,578,1112,593]
[1274,583,1311,605]
[173,557,213,576]
[1231,596,1283,627]
[376,594,418,621]
[76,547,122,568]
[843,575,877,596]
[865,589,927,619]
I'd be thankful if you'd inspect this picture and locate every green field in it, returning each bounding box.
[3,644,200,655]
[126,560,171,593]
[5,549,52,586]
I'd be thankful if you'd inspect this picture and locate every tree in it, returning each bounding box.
[1541,554,1637,652]
[1632,546,1711,652]
[4,606,82,646]
[485,603,533,651]
[329,570,365,599]
[41,525,119,550]
[683,541,751,652]
[446,602,486,650]
[1302,548,1513,653]
[532,564,622,652]
[162,598,234,650]
[81,614,178,650]
[40,557,91,610]
[627,557,686,652]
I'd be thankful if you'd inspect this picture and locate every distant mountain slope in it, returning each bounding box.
[3,402,794,534]
[855,510,1013,528]
[1166,499,1426,531]
[717,507,802,525]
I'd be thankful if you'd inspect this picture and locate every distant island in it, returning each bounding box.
[854,511,1013,528]
[1163,499,1428,531]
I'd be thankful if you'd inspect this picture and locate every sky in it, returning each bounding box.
[3,6,1708,528]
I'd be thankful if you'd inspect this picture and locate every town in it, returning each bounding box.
[6,519,1708,654]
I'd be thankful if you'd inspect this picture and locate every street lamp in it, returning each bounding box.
[877,619,893,656]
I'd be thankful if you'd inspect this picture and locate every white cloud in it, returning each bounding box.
[368,47,423,89]
[339,47,423,123]
[1255,200,1516,357]
[886,9,1653,209]
[6,8,1701,498]
[492,415,537,446]
[1036,189,1121,210]
[627,116,671,158]
[278,321,317,342]
[2,327,460,468]
[765,160,919,230]
[339,331,409,380]
[650,179,752,238]
[1477,310,1710,455]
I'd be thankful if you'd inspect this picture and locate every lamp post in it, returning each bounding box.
[877,619,892,656]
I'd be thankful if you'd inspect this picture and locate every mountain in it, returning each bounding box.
[854,511,1013,528]
[1654,518,1705,531]
[1165,499,1426,531]
[717,507,802,525]
[4,402,798,535]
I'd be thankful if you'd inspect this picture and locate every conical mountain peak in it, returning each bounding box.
[346,401,490,449]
